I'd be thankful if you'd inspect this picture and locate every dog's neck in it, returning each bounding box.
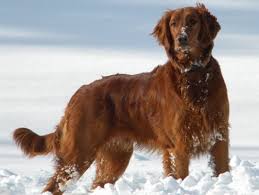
[169,56,214,112]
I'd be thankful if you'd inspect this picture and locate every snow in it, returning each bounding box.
[1,1,259,194]
[1,154,259,195]
[0,46,259,194]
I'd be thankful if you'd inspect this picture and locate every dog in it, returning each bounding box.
[13,4,229,194]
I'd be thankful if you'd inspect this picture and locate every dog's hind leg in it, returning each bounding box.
[92,139,133,189]
[42,124,107,194]
[42,90,115,194]
[43,150,96,195]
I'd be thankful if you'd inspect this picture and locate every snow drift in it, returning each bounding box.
[1,155,259,195]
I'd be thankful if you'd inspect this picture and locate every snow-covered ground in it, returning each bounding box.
[1,153,259,195]
[0,47,259,194]
[1,0,259,194]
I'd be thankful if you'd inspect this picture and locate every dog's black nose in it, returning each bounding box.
[177,35,188,45]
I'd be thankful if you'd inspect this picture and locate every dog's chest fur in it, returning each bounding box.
[179,108,224,155]
[170,66,223,155]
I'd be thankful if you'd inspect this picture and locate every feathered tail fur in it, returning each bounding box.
[13,128,55,157]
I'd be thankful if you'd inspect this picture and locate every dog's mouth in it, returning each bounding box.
[175,46,191,55]
[182,63,202,73]
[181,60,206,74]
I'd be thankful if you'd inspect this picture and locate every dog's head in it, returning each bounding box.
[152,4,220,72]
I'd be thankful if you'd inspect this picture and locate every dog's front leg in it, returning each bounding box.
[162,147,190,179]
[209,138,229,176]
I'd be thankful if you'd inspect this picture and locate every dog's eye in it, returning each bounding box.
[189,19,197,25]
[171,21,177,27]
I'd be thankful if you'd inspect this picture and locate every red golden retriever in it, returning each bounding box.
[13,4,229,194]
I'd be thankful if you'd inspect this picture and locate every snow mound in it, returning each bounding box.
[1,156,259,195]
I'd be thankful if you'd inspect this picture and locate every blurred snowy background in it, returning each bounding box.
[0,1,259,194]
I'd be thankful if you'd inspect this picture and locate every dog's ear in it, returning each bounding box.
[152,11,175,58]
[197,4,221,44]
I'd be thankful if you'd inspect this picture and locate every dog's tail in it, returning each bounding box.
[13,128,56,157]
